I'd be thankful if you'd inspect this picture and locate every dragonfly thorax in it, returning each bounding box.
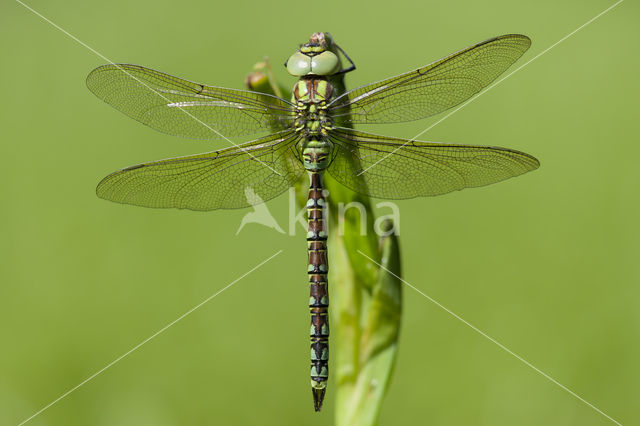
[293,77,335,138]
[293,77,336,172]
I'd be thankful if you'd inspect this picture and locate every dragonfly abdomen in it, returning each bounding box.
[307,171,329,411]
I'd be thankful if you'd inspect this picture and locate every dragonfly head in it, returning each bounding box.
[285,32,341,77]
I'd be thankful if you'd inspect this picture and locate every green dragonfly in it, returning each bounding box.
[87,32,538,411]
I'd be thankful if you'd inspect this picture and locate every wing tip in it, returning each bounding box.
[499,33,532,50]
[86,63,143,92]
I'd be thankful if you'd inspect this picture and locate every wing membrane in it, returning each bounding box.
[86,64,294,140]
[329,34,530,124]
[328,128,539,199]
[97,131,304,210]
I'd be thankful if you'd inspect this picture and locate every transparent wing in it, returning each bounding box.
[328,34,530,124]
[97,130,304,210]
[328,128,539,199]
[86,64,295,140]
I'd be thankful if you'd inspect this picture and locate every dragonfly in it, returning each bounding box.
[87,32,539,412]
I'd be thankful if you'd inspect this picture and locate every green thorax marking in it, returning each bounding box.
[293,78,335,172]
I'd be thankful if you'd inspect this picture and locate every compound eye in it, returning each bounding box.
[286,51,311,76]
[310,51,340,76]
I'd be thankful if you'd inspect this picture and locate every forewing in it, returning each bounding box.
[97,131,304,210]
[329,34,530,124]
[328,128,539,199]
[86,64,294,140]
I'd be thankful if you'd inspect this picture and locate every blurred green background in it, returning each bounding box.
[1,0,638,424]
